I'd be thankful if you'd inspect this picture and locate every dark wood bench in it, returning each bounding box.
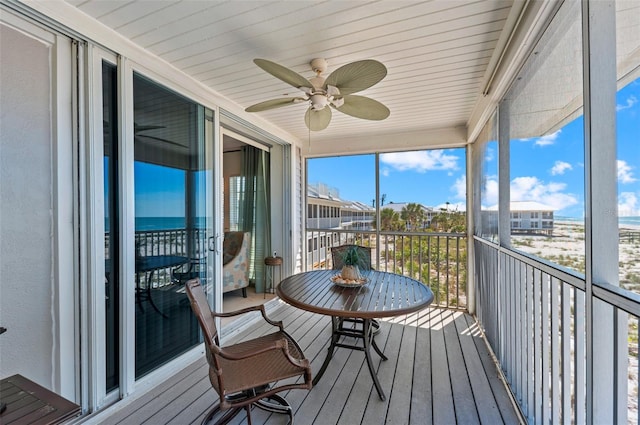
[0,374,81,424]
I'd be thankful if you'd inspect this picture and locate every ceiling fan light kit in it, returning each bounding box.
[245,58,390,131]
[310,94,328,110]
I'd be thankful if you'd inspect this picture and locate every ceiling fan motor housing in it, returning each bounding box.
[310,94,329,110]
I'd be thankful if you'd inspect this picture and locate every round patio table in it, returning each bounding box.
[276,269,434,400]
[106,255,188,317]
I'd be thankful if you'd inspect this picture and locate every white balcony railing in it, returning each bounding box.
[474,237,639,424]
[306,228,467,310]
[105,228,207,289]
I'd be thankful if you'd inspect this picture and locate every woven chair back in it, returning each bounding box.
[330,245,373,270]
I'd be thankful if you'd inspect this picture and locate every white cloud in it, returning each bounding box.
[485,147,495,162]
[480,175,577,211]
[550,160,572,175]
[618,160,637,184]
[381,167,390,177]
[534,129,561,147]
[616,95,638,111]
[510,176,579,211]
[380,150,459,173]
[619,192,640,216]
[452,175,466,200]
[482,176,499,207]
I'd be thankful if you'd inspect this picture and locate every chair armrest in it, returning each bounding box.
[218,337,287,361]
[218,336,311,371]
[212,305,284,330]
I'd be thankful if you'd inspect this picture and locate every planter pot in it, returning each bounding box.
[341,265,361,280]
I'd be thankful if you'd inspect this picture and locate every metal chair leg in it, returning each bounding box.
[201,404,244,425]
[203,387,295,425]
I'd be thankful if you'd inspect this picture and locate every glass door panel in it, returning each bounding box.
[132,73,207,378]
[102,61,119,392]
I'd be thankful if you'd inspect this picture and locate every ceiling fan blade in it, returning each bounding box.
[305,107,332,131]
[135,123,165,133]
[324,60,387,95]
[245,97,306,112]
[135,134,187,149]
[254,59,314,90]
[335,95,390,121]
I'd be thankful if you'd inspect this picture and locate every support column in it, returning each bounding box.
[582,1,620,423]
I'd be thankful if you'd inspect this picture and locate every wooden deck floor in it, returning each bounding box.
[96,303,521,425]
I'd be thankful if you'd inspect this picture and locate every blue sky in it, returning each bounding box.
[308,150,466,212]
[309,78,639,218]
[134,162,186,217]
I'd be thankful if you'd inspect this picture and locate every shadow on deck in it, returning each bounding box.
[95,303,521,425]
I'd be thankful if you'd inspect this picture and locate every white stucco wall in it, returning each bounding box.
[0,23,55,389]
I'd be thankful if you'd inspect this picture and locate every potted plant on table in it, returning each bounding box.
[340,246,363,281]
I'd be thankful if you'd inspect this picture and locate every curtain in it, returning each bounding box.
[239,145,271,293]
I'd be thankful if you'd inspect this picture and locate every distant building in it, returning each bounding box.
[341,200,375,230]
[307,183,375,230]
[306,183,375,268]
[485,201,555,235]
[306,183,343,230]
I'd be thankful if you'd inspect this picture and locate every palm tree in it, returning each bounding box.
[401,203,425,231]
[431,209,466,232]
[373,208,402,231]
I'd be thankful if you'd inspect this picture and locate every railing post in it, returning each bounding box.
[582,1,620,423]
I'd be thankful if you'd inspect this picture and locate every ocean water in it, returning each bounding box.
[620,216,640,227]
[556,215,640,228]
[136,216,186,231]
[105,217,206,231]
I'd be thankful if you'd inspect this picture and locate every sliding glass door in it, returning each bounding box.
[132,73,211,378]
[102,61,119,392]
[101,63,218,394]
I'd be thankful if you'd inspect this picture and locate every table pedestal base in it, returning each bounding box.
[136,270,169,318]
[313,316,388,400]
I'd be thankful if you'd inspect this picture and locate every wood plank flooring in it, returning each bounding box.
[95,303,521,425]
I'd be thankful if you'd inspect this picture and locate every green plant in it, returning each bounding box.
[342,246,361,266]
[625,272,640,284]
[513,239,534,248]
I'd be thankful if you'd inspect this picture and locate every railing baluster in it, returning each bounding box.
[561,284,571,424]
[445,236,450,307]
[526,263,534,421]
[436,235,440,305]
[456,236,460,307]
[575,290,586,424]
[550,276,560,424]
[541,271,550,424]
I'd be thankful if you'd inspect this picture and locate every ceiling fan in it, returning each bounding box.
[103,121,187,149]
[245,58,390,131]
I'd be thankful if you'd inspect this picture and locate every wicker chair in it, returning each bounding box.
[330,244,380,335]
[330,244,373,270]
[185,278,312,425]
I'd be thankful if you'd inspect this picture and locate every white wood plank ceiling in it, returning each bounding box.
[65,0,516,146]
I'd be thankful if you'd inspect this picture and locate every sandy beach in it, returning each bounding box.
[511,220,640,291]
